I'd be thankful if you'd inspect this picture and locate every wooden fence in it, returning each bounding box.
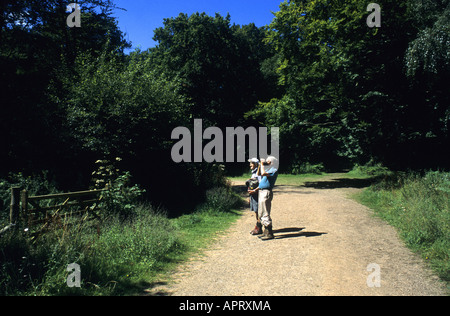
[1,187,108,240]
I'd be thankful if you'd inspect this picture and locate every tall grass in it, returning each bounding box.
[0,185,243,296]
[0,205,179,295]
[357,171,450,282]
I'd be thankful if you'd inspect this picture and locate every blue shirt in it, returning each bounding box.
[258,168,278,190]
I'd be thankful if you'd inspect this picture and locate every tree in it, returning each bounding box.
[63,50,189,159]
[253,0,448,170]
[405,1,450,143]
[149,12,279,129]
[0,0,130,182]
[259,0,377,168]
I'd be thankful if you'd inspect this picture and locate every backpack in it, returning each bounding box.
[246,178,259,190]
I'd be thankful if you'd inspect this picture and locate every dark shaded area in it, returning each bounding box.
[274,186,316,195]
[273,227,305,234]
[302,177,379,190]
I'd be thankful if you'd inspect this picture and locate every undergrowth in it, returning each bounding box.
[0,169,243,296]
[357,170,450,283]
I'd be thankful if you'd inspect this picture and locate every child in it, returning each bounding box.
[246,158,262,235]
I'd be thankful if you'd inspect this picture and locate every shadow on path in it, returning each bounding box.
[302,177,377,190]
[273,227,327,240]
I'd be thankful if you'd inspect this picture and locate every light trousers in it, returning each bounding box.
[258,189,273,227]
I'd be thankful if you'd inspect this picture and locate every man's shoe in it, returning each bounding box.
[260,225,274,240]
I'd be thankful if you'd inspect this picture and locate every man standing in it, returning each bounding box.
[248,156,278,240]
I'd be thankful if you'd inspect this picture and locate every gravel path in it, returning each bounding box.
[146,177,446,296]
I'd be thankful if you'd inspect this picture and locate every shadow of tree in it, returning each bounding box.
[141,281,173,296]
[302,177,378,189]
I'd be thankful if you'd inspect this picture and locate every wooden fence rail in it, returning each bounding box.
[1,187,108,238]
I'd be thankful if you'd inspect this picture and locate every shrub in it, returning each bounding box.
[291,162,324,175]
[92,159,146,219]
[200,186,243,214]
[351,160,391,177]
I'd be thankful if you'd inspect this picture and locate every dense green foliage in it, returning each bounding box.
[150,13,281,128]
[250,0,449,171]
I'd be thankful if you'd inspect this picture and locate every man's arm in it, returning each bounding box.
[260,158,266,176]
[260,158,271,177]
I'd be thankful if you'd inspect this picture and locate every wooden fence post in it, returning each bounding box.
[10,187,21,226]
[0,187,20,235]
[21,189,28,227]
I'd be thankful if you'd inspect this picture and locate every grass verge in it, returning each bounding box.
[354,171,449,285]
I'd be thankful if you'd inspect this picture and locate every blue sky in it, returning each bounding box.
[112,0,282,52]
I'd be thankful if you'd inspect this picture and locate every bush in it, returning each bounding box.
[351,160,391,177]
[199,186,243,214]
[92,159,146,219]
[291,162,324,175]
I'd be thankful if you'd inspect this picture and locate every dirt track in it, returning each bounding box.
[146,176,446,296]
